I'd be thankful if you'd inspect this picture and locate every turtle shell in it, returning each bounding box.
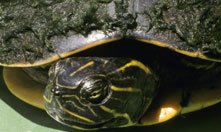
[0,0,221,67]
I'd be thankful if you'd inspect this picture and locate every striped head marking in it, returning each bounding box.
[44,57,158,130]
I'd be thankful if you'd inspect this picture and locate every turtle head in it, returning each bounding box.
[44,57,157,130]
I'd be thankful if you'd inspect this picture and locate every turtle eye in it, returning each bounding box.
[79,75,112,105]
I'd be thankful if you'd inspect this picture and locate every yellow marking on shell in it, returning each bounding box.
[0,38,120,67]
[138,39,221,62]
[69,61,94,76]
[56,98,95,124]
[100,105,134,127]
[111,85,141,92]
[60,38,120,60]
[0,54,61,67]
[116,60,151,74]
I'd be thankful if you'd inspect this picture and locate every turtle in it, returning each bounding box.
[1,0,221,130]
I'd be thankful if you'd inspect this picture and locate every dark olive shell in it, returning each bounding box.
[0,0,220,66]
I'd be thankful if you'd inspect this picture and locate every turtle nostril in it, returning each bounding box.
[51,86,63,96]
